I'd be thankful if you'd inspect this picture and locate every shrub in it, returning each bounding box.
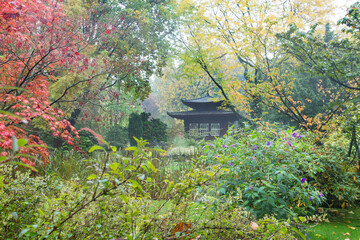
[0,137,308,239]
[201,123,328,219]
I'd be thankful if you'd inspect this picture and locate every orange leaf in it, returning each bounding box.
[250,221,259,230]
[171,222,192,236]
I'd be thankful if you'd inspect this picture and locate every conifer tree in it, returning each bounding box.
[128,113,143,146]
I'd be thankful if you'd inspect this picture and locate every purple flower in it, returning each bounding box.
[292,132,297,137]
[287,141,292,147]
[253,145,257,150]
[249,186,252,190]
[309,197,313,201]
[251,157,254,161]
[301,178,306,183]
[215,155,220,158]
[208,143,214,147]
[267,141,271,146]
[222,145,228,149]
[319,193,324,198]
[230,144,236,147]
[297,135,301,138]
[228,162,234,166]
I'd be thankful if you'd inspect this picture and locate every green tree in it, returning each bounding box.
[141,112,168,145]
[277,2,360,170]
[49,0,178,136]
[128,113,143,146]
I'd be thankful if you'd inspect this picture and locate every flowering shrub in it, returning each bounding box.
[201,123,333,219]
[0,138,305,239]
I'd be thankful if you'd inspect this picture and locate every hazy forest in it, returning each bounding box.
[2,0,360,239]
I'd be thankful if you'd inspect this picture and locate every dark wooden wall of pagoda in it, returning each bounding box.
[184,115,237,140]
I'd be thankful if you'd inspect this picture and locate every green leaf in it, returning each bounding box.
[98,138,109,147]
[38,209,44,217]
[125,146,137,151]
[16,153,36,159]
[267,197,275,207]
[124,165,137,171]
[111,146,117,152]
[141,165,149,172]
[87,174,97,180]
[88,145,105,153]
[119,194,129,203]
[146,161,156,173]
[24,144,49,149]
[0,156,7,162]
[0,175,5,191]
[109,162,120,171]
[291,227,306,240]
[19,228,30,238]
[280,227,288,234]
[128,179,144,192]
[17,139,28,147]
[128,179,140,188]
[267,224,276,232]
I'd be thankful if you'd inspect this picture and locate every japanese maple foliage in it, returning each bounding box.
[0,0,84,167]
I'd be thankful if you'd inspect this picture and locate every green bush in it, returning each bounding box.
[105,125,128,149]
[0,138,308,239]
[201,124,328,219]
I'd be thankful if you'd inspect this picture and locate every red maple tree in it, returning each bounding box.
[0,0,84,167]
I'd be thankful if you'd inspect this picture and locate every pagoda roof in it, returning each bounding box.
[167,110,236,120]
[181,95,221,103]
[181,95,226,109]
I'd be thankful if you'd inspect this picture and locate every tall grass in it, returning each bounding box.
[37,150,97,181]
[36,137,205,200]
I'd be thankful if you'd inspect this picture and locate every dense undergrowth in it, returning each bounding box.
[1,124,359,239]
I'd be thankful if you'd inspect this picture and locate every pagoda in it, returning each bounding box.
[167,95,240,140]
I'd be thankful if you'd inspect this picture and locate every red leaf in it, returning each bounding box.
[75,52,79,55]
[105,29,111,34]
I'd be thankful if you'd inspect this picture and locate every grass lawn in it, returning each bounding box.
[306,208,360,240]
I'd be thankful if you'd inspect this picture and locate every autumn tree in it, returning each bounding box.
[49,0,178,133]
[278,2,360,170]
[173,0,336,129]
[0,0,85,167]
[153,63,220,116]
